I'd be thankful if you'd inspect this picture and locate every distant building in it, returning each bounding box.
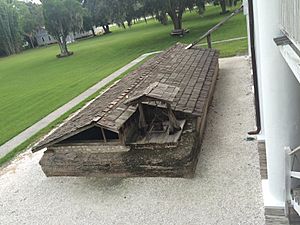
[35,28,56,46]
[35,28,92,46]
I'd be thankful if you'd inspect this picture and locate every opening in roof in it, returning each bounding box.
[60,126,119,144]
[125,104,185,145]
[103,129,119,140]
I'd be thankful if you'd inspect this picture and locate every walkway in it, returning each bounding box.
[0,51,161,158]
[0,56,265,225]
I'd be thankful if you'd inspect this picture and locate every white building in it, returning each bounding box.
[246,0,300,219]
[35,28,92,46]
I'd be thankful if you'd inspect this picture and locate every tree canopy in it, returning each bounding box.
[0,0,22,56]
[0,0,44,56]
[83,0,112,35]
[42,0,84,57]
[19,2,44,48]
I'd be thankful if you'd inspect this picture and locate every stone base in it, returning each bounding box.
[39,132,201,178]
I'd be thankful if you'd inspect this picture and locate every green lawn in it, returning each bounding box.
[0,5,247,146]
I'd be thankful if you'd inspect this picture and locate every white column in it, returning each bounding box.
[254,0,300,204]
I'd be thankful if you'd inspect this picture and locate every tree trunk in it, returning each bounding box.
[91,27,96,36]
[127,19,132,27]
[61,39,69,55]
[58,41,67,56]
[167,9,184,35]
[172,16,182,30]
[58,42,63,54]
[102,25,111,34]
[24,33,35,48]
[29,36,34,49]
[220,0,228,14]
[102,25,106,33]
[56,36,72,57]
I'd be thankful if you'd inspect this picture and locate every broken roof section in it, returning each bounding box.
[32,43,219,152]
[124,82,180,106]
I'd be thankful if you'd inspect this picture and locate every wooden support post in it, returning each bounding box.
[285,147,291,217]
[207,34,212,49]
[100,127,107,142]
[167,103,181,134]
[185,5,243,49]
[138,103,147,131]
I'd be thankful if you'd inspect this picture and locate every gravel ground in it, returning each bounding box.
[0,56,265,225]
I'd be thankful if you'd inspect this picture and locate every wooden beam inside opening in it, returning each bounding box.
[100,127,107,142]
[138,103,147,130]
[167,103,181,134]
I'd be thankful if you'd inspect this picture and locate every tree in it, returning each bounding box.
[82,10,96,36]
[0,0,22,56]
[18,2,44,48]
[213,0,241,14]
[83,0,112,35]
[42,0,84,57]
[143,0,205,35]
[109,0,128,29]
[122,0,144,28]
[219,0,228,14]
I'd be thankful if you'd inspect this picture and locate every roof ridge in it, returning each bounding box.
[95,73,150,125]
[94,48,173,124]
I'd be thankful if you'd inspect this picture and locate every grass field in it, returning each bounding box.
[0,5,247,147]
[0,55,154,166]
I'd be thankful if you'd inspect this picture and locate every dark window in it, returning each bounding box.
[41,37,44,42]
[48,36,51,41]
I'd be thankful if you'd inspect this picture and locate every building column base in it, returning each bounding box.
[262,179,285,208]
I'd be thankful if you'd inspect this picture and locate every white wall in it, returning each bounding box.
[254,0,300,204]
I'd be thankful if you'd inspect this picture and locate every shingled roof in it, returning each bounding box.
[124,82,180,105]
[32,43,219,152]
